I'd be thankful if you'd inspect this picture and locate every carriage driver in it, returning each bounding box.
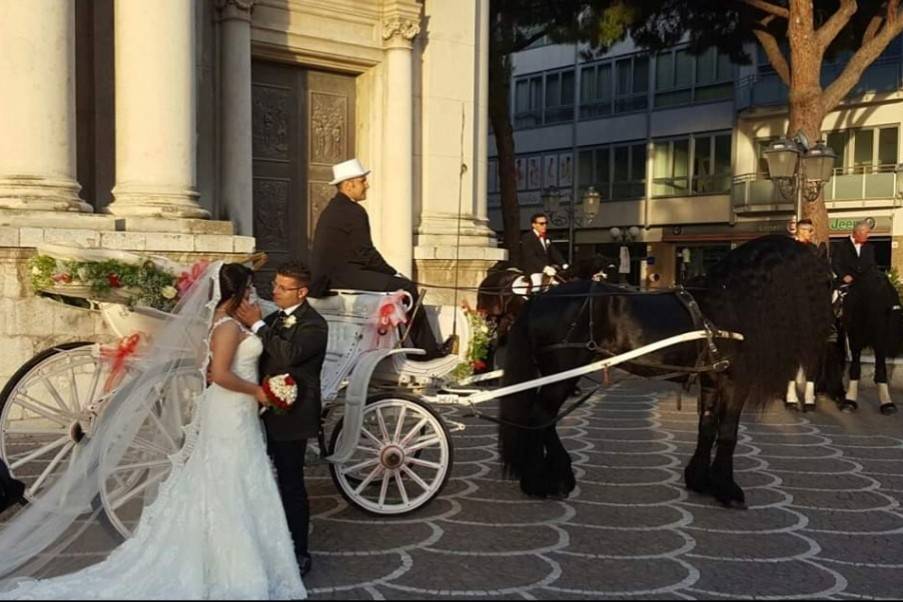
[308,159,454,361]
[519,213,569,278]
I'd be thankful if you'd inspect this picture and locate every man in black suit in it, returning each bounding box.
[519,213,567,276]
[237,260,327,577]
[309,158,451,360]
[832,221,878,286]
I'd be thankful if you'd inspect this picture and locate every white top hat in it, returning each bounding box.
[329,158,371,186]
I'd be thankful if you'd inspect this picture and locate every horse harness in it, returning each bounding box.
[540,283,732,380]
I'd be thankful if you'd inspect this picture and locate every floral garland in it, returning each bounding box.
[28,255,182,312]
[451,302,496,380]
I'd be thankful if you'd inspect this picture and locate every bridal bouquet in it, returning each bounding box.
[261,374,298,415]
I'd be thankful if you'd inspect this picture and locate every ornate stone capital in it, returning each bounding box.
[215,0,256,21]
[382,17,420,48]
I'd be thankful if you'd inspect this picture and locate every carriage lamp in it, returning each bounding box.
[764,132,836,221]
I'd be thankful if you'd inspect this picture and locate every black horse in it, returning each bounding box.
[838,270,903,414]
[498,235,833,508]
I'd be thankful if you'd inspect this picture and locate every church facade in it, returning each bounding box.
[0,0,504,385]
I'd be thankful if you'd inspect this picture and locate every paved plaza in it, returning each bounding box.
[3,377,903,599]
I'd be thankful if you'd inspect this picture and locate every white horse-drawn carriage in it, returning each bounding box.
[0,245,474,537]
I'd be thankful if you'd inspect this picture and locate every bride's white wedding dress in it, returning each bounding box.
[2,318,306,600]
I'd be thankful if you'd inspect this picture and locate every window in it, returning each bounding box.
[577,141,645,201]
[824,126,899,173]
[653,132,731,197]
[544,69,575,124]
[580,54,648,118]
[581,63,612,117]
[655,46,734,108]
[514,74,543,128]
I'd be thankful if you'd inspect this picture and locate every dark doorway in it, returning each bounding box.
[251,62,356,296]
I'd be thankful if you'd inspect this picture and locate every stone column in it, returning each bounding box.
[381,17,420,277]
[0,0,91,212]
[475,0,490,224]
[216,0,254,235]
[108,0,209,219]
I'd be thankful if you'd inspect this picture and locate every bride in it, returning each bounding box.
[0,262,307,599]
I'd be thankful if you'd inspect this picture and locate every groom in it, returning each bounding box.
[237,260,328,577]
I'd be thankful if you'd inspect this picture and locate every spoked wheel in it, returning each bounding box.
[98,365,204,538]
[0,342,101,501]
[328,393,453,515]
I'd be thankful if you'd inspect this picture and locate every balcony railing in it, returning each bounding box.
[732,167,903,212]
[736,58,902,110]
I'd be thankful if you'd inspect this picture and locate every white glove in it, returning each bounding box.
[542,265,557,277]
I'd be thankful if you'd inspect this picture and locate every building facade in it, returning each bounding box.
[488,35,903,287]
[0,0,504,386]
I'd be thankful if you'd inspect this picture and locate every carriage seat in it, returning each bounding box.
[308,289,412,320]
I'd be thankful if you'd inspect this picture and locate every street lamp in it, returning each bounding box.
[763,131,836,221]
[542,185,602,263]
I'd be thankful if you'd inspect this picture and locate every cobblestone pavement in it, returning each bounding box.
[4,378,903,599]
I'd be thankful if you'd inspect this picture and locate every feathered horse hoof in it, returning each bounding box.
[719,498,748,510]
[839,400,859,413]
[880,402,898,416]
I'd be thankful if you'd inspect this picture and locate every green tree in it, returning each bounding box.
[622,0,903,244]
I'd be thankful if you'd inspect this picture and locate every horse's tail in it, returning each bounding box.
[498,306,540,478]
[884,278,903,357]
[709,237,833,410]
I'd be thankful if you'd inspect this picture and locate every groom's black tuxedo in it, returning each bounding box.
[257,302,328,441]
[256,300,327,562]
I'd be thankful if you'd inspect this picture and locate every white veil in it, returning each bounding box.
[0,261,224,585]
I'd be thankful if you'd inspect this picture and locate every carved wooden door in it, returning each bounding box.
[251,62,355,296]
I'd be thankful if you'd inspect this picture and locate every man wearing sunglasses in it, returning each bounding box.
[520,213,567,278]
[309,159,453,360]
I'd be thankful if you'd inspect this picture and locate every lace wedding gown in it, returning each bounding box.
[2,318,307,600]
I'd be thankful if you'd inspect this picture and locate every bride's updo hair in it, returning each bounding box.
[218,263,254,314]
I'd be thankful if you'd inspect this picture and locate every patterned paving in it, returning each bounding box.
[303,378,903,600]
[3,377,903,599]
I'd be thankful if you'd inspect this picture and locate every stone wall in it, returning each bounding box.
[0,222,255,389]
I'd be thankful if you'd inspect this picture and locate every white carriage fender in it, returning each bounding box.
[460,329,744,407]
[326,347,424,464]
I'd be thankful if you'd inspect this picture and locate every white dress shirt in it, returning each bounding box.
[251,302,302,334]
[850,235,862,257]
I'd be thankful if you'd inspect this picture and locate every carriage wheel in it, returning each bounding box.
[0,342,99,501]
[98,366,204,538]
[328,393,453,515]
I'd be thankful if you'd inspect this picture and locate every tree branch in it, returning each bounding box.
[752,16,791,86]
[742,0,790,19]
[862,13,885,45]
[822,4,903,112]
[817,0,857,49]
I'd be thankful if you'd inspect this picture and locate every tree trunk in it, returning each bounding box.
[488,39,522,266]
[787,0,830,247]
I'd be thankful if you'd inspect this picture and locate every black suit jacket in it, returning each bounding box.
[832,238,878,285]
[310,193,396,296]
[519,230,566,275]
[258,302,328,442]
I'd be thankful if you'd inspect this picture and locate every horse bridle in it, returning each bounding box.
[540,283,732,377]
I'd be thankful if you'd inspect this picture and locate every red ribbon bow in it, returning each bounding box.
[100,333,143,393]
[177,261,210,297]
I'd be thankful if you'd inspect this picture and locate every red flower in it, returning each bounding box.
[107,273,122,288]
[52,273,72,284]
[471,359,487,372]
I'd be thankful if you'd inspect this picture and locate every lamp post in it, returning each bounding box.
[608,225,641,283]
[543,185,601,264]
[763,131,836,222]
